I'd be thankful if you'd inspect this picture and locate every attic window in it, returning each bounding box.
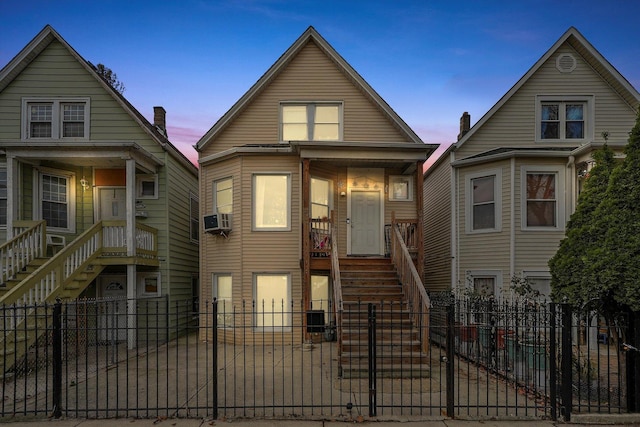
[281,102,342,141]
[556,54,576,73]
[22,98,90,140]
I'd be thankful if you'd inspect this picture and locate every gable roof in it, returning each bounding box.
[0,25,197,174]
[195,26,424,151]
[455,26,640,149]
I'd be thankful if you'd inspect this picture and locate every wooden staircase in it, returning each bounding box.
[338,258,430,378]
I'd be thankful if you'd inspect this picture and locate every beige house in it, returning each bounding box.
[196,27,436,345]
[0,26,199,368]
[424,27,640,297]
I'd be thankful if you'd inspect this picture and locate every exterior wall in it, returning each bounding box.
[423,158,453,292]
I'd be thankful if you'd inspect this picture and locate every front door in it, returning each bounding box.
[350,190,381,255]
[98,187,126,220]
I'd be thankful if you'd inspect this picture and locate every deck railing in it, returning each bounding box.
[310,217,332,258]
[330,221,343,356]
[1,221,46,287]
[390,221,431,352]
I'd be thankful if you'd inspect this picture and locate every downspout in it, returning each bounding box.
[566,155,575,216]
[510,157,515,280]
[450,151,458,290]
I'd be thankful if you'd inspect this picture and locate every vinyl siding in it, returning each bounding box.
[423,159,453,292]
[199,40,410,159]
[456,44,637,160]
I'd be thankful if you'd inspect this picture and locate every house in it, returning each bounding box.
[196,26,437,351]
[0,25,199,367]
[423,27,640,298]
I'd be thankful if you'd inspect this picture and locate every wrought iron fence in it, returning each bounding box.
[1,296,636,421]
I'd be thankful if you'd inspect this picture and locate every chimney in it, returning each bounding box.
[153,106,167,137]
[458,111,470,141]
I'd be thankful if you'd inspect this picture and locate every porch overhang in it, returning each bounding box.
[2,141,164,173]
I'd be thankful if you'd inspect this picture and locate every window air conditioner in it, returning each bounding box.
[203,213,232,234]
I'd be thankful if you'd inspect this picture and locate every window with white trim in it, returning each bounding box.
[536,96,592,142]
[281,103,341,141]
[522,270,551,300]
[189,192,199,243]
[22,98,90,140]
[136,174,158,199]
[522,166,565,230]
[254,273,291,330]
[388,175,414,201]
[213,274,233,328]
[138,272,161,297]
[214,177,233,214]
[0,168,6,227]
[253,174,291,230]
[310,177,331,219]
[39,170,75,232]
[465,169,502,233]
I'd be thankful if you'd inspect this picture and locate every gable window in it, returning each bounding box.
[40,171,74,231]
[0,168,6,227]
[136,174,158,199]
[281,103,341,141]
[190,192,199,243]
[522,166,565,230]
[465,169,502,233]
[536,96,592,142]
[214,177,233,214]
[253,173,291,230]
[22,98,90,140]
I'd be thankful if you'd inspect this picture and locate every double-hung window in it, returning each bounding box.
[310,177,331,219]
[214,177,233,214]
[39,170,75,232]
[254,273,291,330]
[22,98,90,140]
[536,96,592,142]
[253,173,290,230]
[466,169,501,233]
[522,166,565,230]
[0,168,6,227]
[281,102,341,141]
[214,274,233,328]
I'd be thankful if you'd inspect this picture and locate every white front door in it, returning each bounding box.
[98,275,128,342]
[98,188,126,220]
[350,190,381,255]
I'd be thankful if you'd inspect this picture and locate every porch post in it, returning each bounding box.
[126,159,137,349]
[302,159,311,334]
[6,156,17,238]
[416,160,425,279]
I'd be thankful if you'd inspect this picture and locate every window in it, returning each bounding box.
[0,168,6,227]
[136,174,158,199]
[190,192,199,243]
[138,272,161,297]
[522,271,551,300]
[253,174,291,230]
[388,175,414,201]
[311,178,331,219]
[214,274,233,328]
[536,96,592,142]
[254,274,291,330]
[22,98,90,140]
[465,169,501,233]
[311,274,330,320]
[214,177,233,214]
[40,171,73,231]
[281,103,341,141]
[523,167,563,229]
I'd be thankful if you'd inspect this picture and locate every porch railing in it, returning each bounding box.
[1,221,46,287]
[390,221,431,352]
[310,217,332,258]
[330,221,342,357]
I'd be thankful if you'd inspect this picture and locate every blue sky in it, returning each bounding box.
[2,0,639,166]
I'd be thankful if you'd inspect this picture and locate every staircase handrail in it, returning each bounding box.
[330,216,343,352]
[0,221,104,307]
[390,222,431,352]
[0,221,46,287]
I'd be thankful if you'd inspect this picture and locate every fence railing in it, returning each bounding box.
[1,296,636,421]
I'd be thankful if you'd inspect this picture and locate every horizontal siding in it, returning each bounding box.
[456,44,638,160]
[200,40,411,158]
[423,160,452,292]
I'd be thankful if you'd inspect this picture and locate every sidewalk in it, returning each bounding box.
[3,414,640,427]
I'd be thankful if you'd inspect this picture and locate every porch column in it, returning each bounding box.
[126,159,137,348]
[6,156,17,239]
[416,160,424,280]
[302,159,311,322]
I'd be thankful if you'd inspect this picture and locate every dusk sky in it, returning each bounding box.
[2,1,639,167]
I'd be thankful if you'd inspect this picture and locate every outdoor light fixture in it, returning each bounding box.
[80,177,91,191]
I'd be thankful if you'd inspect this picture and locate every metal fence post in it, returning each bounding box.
[560,303,572,422]
[368,303,377,417]
[549,303,557,421]
[52,299,62,419]
[446,302,455,418]
[212,299,218,419]
[626,310,640,412]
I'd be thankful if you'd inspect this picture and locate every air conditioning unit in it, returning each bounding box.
[203,213,232,234]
